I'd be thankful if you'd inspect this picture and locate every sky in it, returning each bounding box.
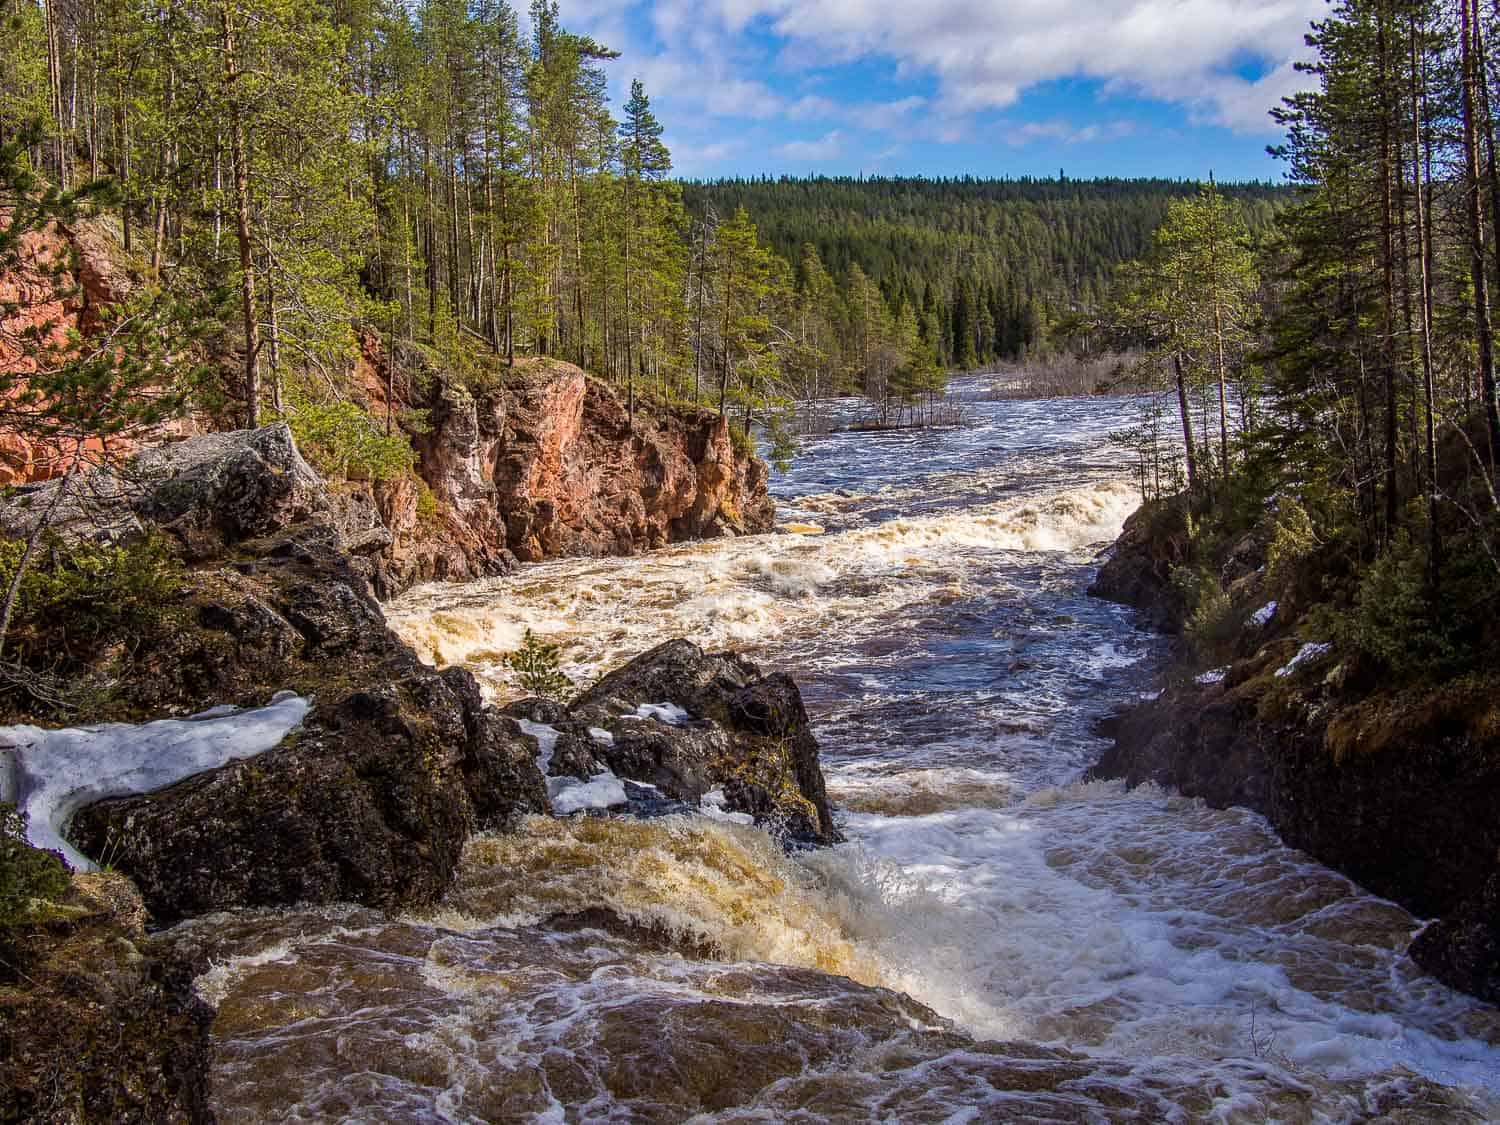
[562,0,1327,183]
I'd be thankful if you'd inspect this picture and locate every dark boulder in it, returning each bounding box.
[571,640,839,844]
[71,677,476,922]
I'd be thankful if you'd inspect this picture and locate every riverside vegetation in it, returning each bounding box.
[1085,0,1500,1006]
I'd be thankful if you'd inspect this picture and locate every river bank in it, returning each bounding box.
[1087,496,1500,1006]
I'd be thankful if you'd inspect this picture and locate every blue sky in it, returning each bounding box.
[564,0,1326,182]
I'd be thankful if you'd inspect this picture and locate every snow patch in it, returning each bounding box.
[0,692,311,871]
[518,719,560,774]
[623,702,692,726]
[548,771,628,815]
[1276,642,1333,679]
[1195,667,1228,686]
[587,727,615,746]
[1250,601,1278,628]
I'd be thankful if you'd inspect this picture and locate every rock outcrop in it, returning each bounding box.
[567,640,839,845]
[0,872,212,1122]
[2,426,546,922]
[1090,503,1500,1004]
[0,219,773,590]
[364,346,774,593]
[1086,494,1192,632]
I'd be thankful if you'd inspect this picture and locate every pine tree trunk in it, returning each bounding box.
[1462,0,1500,471]
[1378,8,1400,538]
[1411,13,1441,587]
[221,3,260,429]
[1173,351,1198,493]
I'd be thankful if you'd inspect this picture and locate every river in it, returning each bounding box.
[180,387,1500,1121]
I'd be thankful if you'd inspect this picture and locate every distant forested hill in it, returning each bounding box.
[684,176,1291,365]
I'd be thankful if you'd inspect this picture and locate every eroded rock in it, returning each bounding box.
[570,640,839,844]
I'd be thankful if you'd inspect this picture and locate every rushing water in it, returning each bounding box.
[186,387,1500,1121]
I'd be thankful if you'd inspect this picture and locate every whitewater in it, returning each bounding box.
[189,386,1500,1121]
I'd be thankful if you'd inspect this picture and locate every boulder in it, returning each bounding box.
[68,660,546,923]
[1410,871,1500,1004]
[571,640,839,844]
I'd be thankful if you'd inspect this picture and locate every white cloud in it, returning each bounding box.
[1000,118,1137,147]
[778,130,846,161]
[568,0,1321,137]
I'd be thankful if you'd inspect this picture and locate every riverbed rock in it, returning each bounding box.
[1087,494,1192,631]
[571,640,839,844]
[0,872,212,1121]
[1410,871,1500,1004]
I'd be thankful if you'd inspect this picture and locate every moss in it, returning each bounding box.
[0,806,70,929]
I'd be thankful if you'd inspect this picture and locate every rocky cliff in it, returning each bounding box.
[0,221,774,591]
[1088,502,1500,1005]
[0,215,197,485]
[363,343,775,594]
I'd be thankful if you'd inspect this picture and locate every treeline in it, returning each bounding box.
[686,176,1289,372]
[1105,0,1500,681]
[0,0,966,444]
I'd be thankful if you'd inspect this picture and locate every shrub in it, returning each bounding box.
[287,398,416,482]
[1344,530,1463,681]
[729,424,757,461]
[1265,497,1319,594]
[1171,564,1237,658]
[504,629,573,699]
[414,478,440,524]
[0,805,69,928]
[0,534,183,664]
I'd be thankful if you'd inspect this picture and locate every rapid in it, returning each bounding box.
[188,386,1500,1121]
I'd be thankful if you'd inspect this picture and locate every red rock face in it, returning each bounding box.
[486,366,772,563]
[0,220,81,483]
[0,216,187,485]
[371,349,774,590]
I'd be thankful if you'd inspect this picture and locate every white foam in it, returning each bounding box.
[383,480,1142,695]
[699,787,754,825]
[1276,642,1332,679]
[1196,667,1228,685]
[0,693,310,870]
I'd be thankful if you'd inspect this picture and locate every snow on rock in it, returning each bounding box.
[520,718,628,815]
[548,771,628,815]
[623,701,693,726]
[0,692,311,871]
[518,719,560,773]
[1250,601,1278,628]
[1276,641,1333,679]
[1195,667,1229,686]
[699,787,754,826]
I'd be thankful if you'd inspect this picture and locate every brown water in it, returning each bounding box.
[186,389,1500,1121]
